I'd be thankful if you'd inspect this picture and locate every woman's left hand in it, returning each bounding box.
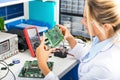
[36,34,54,76]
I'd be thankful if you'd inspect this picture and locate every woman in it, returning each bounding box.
[36,0,120,80]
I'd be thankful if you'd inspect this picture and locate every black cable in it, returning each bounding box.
[0,60,16,80]
[0,62,9,80]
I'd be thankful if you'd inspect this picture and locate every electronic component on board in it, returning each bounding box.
[18,60,54,78]
[45,25,64,48]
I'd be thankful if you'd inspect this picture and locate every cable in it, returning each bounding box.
[62,40,68,53]
[0,62,9,80]
[0,60,16,80]
[9,68,16,80]
[58,40,68,54]
[58,40,68,49]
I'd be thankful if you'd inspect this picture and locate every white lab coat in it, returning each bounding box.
[44,36,120,80]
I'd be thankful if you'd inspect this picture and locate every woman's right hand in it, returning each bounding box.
[57,24,77,49]
[57,24,72,41]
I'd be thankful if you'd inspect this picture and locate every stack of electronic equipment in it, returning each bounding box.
[6,19,49,52]
[0,32,19,60]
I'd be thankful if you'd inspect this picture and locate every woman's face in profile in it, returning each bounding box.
[81,12,95,36]
[81,7,100,37]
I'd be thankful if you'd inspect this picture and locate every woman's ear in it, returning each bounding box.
[103,24,111,31]
[102,24,114,38]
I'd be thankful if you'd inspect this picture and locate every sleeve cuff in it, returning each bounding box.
[68,42,91,61]
[44,71,59,80]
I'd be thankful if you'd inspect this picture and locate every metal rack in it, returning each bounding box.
[59,0,89,38]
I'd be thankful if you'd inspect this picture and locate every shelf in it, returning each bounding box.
[0,0,32,7]
[42,0,56,2]
[60,12,83,17]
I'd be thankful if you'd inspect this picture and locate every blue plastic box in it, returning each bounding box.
[29,1,56,29]
[6,19,49,33]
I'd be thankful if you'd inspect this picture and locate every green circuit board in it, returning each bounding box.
[45,25,64,48]
[18,60,54,78]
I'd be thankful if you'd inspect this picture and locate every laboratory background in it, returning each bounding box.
[0,0,88,80]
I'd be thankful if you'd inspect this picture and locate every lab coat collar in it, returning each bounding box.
[81,36,114,63]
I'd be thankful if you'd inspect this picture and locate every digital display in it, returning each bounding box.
[0,40,10,54]
[27,28,40,52]
[27,28,37,38]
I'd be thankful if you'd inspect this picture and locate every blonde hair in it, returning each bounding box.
[85,0,120,40]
